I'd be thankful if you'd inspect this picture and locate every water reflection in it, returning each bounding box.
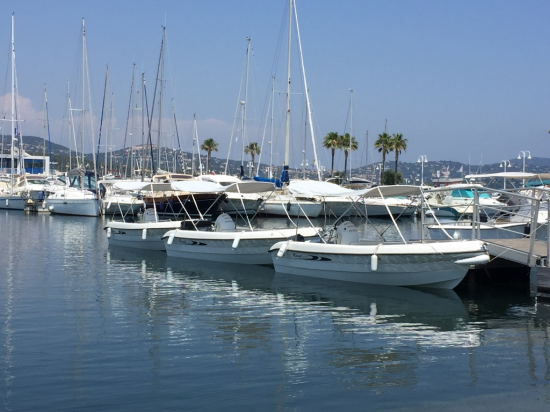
[2,213,550,410]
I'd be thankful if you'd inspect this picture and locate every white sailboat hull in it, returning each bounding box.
[0,195,25,210]
[260,199,323,218]
[164,227,320,265]
[269,240,489,289]
[47,198,101,217]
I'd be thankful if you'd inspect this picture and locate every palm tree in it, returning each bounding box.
[322,132,340,178]
[374,132,392,184]
[200,138,218,174]
[390,133,407,184]
[340,133,358,178]
[244,142,261,176]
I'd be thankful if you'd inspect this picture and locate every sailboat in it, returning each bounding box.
[0,15,31,211]
[255,0,323,218]
[46,18,101,217]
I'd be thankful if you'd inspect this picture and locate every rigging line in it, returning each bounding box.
[122,63,135,164]
[96,65,108,167]
[143,77,156,175]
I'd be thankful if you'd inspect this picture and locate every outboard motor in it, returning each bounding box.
[143,208,159,222]
[335,221,359,245]
[214,213,235,232]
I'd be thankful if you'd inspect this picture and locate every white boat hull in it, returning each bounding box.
[101,199,144,216]
[428,222,527,240]
[269,240,488,289]
[220,196,263,215]
[260,199,323,218]
[105,220,183,250]
[47,198,101,217]
[0,195,25,210]
[164,227,321,264]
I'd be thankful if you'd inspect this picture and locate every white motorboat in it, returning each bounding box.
[198,174,266,215]
[428,220,527,240]
[104,181,207,250]
[163,181,322,264]
[426,184,507,218]
[269,182,490,289]
[99,179,145,216]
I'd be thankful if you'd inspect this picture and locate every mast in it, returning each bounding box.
[44,85,53,175]
[67,82,77,170]
[191,114,196,175]
[157,26,166,172]
[122,63,136,179]
[97,65,109,176]
[349,89,353,181]
[82,18,98,191]
[293,0,321,181]
[10,14,15,191]
[241,37,251,169]
[140,73,146,181]
[269,77,275,179]
[284,0,292,167]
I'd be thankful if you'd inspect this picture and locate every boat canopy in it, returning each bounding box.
[113,181,173,192]
[288,180,421,198]
[223,182,275,194]
[465,172,539,180]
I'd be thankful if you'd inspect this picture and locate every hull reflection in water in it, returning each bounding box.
[108,247,482,350]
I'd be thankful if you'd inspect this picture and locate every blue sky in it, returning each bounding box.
[1,0,549,173]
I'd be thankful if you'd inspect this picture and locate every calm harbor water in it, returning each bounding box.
[0,211,549,411]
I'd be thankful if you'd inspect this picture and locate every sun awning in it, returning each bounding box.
[223,182,275,193]
[113,181,173,191]
[287,180,422,198]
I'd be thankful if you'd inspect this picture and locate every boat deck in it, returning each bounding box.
[484,238,548,267]
[484,238,550,299]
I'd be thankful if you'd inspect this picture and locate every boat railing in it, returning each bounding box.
[424,185,550,268]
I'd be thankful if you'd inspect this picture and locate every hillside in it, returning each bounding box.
[3,134,550,184]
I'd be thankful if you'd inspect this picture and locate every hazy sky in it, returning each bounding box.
[1,0,549,173]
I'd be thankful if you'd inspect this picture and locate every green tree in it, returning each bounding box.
[390,133,407,184]
[322,132,340,178]
[382,169,404,185]
[340,133,358,178]
[244,142,261,175]
[374,132,392,184]
[200,138,218,174]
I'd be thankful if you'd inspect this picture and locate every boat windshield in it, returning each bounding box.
[450,189,492,199]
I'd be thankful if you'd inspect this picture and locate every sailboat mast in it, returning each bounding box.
[191,114,196,175]
[293,1,321,181]
[269,77,275,179]
[241,37,251,169]
[44,85,53,175]
[157,26,166,173]
[140,73,146,181]
[10,14,15,190]
[349,89,353,181]
[83,19,98,190]
[81,18,85,172]
[122,63,136,179]
[284,0,292,167]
